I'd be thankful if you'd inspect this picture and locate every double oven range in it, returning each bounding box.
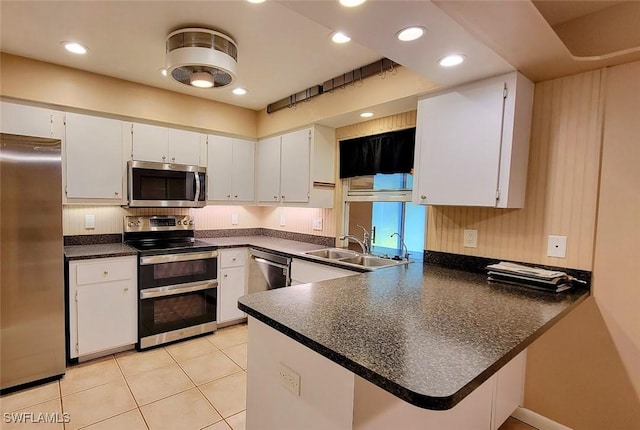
[124,215,218,350]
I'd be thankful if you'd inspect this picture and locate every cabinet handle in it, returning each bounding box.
[224,274,228,278]
[232,258,237,261]
[162,156,166,161]
[103,270,108,276]
[227,194,231,198]
[171,157,175,162]
[281,195,285,199]
[124,287,129,292]
[421,195,427,200]
[234,195,238,198]
[273,196,278,200]
[114,191,119,196]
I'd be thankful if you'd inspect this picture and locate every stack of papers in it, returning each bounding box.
[486,262,573,292]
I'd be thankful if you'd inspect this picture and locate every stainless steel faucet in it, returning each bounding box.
[339,224,371,254]
[391,232,409,261]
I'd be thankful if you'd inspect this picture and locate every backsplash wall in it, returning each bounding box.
[426,70,603,270]
[62,205,335,237]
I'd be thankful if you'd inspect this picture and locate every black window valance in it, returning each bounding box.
[339,127,415,179]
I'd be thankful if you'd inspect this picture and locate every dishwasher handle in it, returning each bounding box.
[251,256,289,271]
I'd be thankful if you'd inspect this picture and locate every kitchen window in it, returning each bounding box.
[342,173,425,257]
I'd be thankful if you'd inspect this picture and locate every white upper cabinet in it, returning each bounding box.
[131,123,203,166]
[280,128,311,203]
[64,113,124,202]
[207,134,255,203]
[257,125,335,207]
[1,101,64,139]
[413,71,534,208]
[256,135,282,204]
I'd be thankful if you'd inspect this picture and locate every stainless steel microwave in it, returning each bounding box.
[127,160,206,208]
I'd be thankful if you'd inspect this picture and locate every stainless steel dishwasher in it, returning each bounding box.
[248,248,292,293]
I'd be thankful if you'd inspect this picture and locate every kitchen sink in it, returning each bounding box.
[302,248,409,270]
[304,248,359,259]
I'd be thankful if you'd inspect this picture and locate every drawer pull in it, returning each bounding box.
[224,274,228,278]
[124,287,129,292]
[103,270,109,276]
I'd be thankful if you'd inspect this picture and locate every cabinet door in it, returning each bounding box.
[280,129,310,203]
[219,266,246,323]
[76,280,137,356]
[0,102,63,139]
[65,113,123,200]
[131,123,168,163]
[207,134,233,201]
[232,138,255,202]
[257,136,282,203]
[414,79,505,207]
[168,129,202,165]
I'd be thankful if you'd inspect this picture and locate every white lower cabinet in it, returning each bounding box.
[218,248,248,324]
[68,256,137,359]
[291,258,358,285]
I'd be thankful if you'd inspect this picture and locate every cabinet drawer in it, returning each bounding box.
[220,248,247,268]
[75,257,135,286]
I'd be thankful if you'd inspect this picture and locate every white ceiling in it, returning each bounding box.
[0,0,513,113]
[1,1,637,116]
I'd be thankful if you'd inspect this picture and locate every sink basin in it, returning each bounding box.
[302,248,409,270]
[304,248,359,259]
[339,255,400,268]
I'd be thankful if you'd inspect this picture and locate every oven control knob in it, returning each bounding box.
[128,222,134,227]
[189,220,194,225]
[177,220,182,225]
[135,220,141,226]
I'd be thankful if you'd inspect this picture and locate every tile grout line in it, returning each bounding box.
[114,352,151,430]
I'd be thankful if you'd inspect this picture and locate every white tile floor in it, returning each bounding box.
[0,324,248,430]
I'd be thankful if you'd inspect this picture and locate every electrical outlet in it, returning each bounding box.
[278,363,300,396]
[463,229,477,248]
[231,213,239,225]
[85,214,95,230]
[313,217,323,231]
[547,235,567,258]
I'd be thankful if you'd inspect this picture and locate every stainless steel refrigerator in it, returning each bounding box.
[1,133,66,391]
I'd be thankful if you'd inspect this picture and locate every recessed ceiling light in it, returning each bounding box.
[247,0,266,3]
[339,0,366,7]
[233,88,247,95]
[396,26,425,42]
[360,112,374,118]
[62,41,88,55]
[160,68,168,77]
[439,54,465,67]
[190,72,214,88]
[331,32,351,44]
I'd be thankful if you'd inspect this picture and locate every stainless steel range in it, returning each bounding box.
[124,215,218,349]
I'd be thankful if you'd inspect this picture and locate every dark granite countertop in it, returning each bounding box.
[64,243,138,260]
[238,262,589,410]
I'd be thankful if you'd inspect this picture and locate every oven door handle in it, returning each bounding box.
[140,251,218,265]
[140,280,218,299]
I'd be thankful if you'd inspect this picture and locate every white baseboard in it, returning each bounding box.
[511,407,573,430]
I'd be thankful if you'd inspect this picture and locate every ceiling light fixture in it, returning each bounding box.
[439,54,465,67]
[360,112,374,118]
[166,27,237,89]
[247,0,266,3]
[396,27,425,42]
[232,88,247,95]
[190,72,214,88]
[62,41,88,55]
[331,32,351,44]
[339,0,366,7]
[160,68,168,76]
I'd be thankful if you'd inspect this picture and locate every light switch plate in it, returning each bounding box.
[85,214,95,230]
[312,217,323,231]
[231,213,239,225]
[547,235,567,258]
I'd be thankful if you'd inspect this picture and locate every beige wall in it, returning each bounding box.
[523,61,640,429]
[0,53,257,138]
